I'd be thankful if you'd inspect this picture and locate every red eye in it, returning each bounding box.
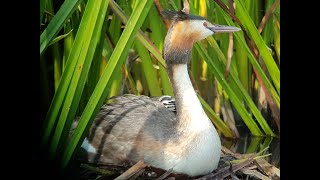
[203,22,207,27]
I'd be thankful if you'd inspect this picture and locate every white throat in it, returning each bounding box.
[167,63,222,175]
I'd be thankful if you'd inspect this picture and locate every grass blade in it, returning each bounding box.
[234,0,280,94]
[109,1,167,68]
[49,29,73,46]
[218,9,280,109]
[206,36,275,136]
[110,1,172,95]
[135,40,162,96]
[40,0,45,24]
[61,0,153,169]
[195,43,263,136]
[40,0,82,54]
[148,4,173,96]
[45,0,63,92]
[63,21,74,71]
[234,39,249,93]
[261,0,275,46]
[273,19,280,62]
[48,0,109,158]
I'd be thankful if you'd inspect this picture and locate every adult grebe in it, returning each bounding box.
[75,9,240,176]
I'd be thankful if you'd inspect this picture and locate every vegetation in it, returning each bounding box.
[40,0,280,172]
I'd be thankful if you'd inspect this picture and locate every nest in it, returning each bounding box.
[77,146,279,180]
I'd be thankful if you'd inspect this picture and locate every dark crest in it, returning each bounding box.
[162,10,206,21]
[162,10,189,21]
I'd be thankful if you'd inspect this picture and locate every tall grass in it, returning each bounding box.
[40,0,280,172]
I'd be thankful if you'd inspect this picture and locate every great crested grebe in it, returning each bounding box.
[74,9,240,176]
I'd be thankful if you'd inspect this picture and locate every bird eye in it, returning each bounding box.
[203,21,208,27]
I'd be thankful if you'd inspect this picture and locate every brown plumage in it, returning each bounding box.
[82,95,178,165]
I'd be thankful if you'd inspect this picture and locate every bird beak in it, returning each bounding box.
[208,24,241,34]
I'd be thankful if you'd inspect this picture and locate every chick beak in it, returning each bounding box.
[208,24,241,34]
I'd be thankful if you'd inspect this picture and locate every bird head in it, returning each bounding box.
[162,10,240,65]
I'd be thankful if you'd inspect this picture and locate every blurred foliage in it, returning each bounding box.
[40,0,280,170]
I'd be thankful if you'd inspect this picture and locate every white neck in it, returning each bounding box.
[170,64,211,131]
[165,63,221,175]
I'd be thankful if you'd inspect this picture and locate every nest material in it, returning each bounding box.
[78,146,280,180]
